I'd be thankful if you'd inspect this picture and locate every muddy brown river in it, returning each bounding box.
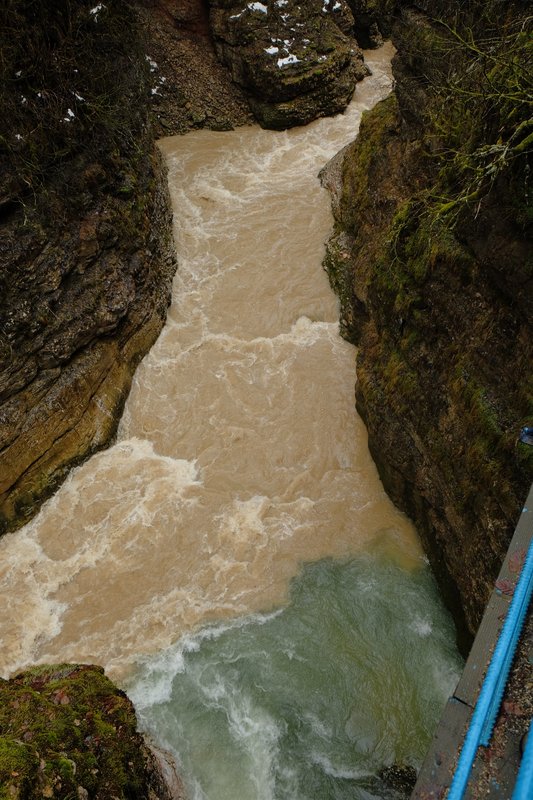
[0,44,461,799]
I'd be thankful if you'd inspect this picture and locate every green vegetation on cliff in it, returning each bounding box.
[324,0,532,642]
[396,0,532,226]
[0,665,170,799]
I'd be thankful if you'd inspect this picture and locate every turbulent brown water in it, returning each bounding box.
[1,44,443,685]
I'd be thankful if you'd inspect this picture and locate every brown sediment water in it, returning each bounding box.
[0,43,423,682]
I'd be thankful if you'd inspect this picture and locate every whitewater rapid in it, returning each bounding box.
[0,43,423,679]
[0,44,461,799]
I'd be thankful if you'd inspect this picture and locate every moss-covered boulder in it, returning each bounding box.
[0,664,178,799]
[209,0,368,129]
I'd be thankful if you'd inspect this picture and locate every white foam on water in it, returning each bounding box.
[0,439,200,676]
[0,42,426,686]
[429,658,463,706]
[410,616,434,637]
[130,608,283,710]
[310,752,374,781]
[303,712,333,741]
[225,691,281,798]
[125,549,464,799]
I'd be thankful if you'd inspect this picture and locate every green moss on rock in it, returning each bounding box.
[0,665,171,799]
[339,94,401,232]
[321,1,532,645]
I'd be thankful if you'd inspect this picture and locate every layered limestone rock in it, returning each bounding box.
[209,0,368,128]
[321,0,532,645]
[0,154,175,535]
[0,1,176,534]
[0,664,183,799]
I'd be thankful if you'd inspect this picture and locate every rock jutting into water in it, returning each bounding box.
[0,664,183,800]
[209,0,369,129]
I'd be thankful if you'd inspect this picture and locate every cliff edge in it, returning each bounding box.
[0,664,184,799]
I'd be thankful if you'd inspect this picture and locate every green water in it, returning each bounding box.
[128,544,461,800]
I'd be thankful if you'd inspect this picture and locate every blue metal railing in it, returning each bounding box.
[513,722,533,800]
[446,533,533,800]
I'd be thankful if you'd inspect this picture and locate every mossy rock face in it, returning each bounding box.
[321,2,532,646]
[209,0,368,128]
[321,93,408,340]
[0,665,174,799]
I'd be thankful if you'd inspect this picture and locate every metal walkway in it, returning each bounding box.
[412,485,533,800]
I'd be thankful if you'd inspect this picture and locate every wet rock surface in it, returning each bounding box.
[0,1,176,535]
[0,148,176,535]
[133,0,255,135]
[133,0,375,134]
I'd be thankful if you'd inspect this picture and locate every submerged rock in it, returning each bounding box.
[379,763,417,795]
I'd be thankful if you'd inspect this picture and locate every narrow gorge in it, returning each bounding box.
[0,0,530,798]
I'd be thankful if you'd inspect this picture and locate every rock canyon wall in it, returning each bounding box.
[321,0,532,645]
[0,0,530,794]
